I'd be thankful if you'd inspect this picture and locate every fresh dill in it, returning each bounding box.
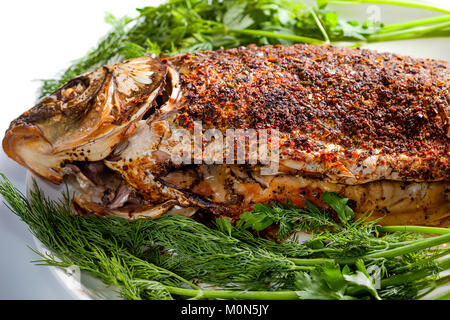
[0,174,448,300]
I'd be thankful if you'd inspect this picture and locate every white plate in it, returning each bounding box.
[23,2,450,300]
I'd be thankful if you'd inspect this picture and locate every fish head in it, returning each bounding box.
[3,55,167,183]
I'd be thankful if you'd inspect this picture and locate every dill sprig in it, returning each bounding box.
[0,174,448,300]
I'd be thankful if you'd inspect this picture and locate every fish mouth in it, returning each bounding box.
[3,55,168,183]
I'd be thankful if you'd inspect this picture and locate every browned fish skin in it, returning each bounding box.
[3,56,167,183]
[171,44,449,182]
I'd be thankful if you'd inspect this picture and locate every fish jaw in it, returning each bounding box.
[3,55,167,183]
[3,123,64,183]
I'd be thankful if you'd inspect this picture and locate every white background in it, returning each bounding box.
[0,0,448,299]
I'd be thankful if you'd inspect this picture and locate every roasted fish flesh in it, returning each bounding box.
[3,44,449,226]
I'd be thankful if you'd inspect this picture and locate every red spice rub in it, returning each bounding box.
[169,44,449,182]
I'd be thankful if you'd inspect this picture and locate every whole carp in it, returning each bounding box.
[3,44,449,226]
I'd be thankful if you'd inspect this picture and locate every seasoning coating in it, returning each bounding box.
[171,44,449,183]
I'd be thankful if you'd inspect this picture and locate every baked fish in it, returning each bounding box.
[3,44,449,226]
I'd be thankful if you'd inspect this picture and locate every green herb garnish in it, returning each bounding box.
[40,0,450,96]
[0,175,448,300]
